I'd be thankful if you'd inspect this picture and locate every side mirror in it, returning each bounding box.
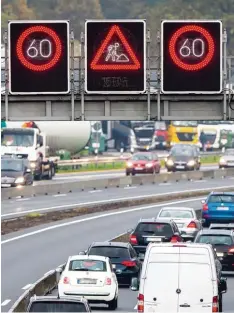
[219,277,227,293]
[79,251,86,255]
[26,168,31,173]
[201,200,205,204]
[36,143,40,148]
[130,277,139,291]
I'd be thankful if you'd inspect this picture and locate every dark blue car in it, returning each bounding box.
[201,192,234,227]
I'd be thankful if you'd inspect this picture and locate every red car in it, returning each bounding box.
[126,152,161,176]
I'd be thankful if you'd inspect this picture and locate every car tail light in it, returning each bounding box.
[202,203,208,211]
[212,296,218,312]
[171,235,179,243]
[187,221,197,228]
[122,260,136,267]
[63,277,70,284]
[130,234,138,245]
[228,247,234,254]
[105,277,112,285]
[137,293,144,313]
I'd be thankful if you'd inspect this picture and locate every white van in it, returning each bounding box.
[131,242,227,312]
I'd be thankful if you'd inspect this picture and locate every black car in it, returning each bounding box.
[81,241,141,286]
[194,229,234,272]
[27,295,91,312]
[129,218,183,259]
[165,144,201,172]
[1,156,33,187]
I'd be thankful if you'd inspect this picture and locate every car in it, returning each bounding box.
[194,229,234,272]
[130,242,226,312]
[129,218,183,259]
[165,144,201,171]
[125,152,160,176]
[201,192,234,227]
[157,206,202,241]
[1,156,33,187]
[27,295,91,312]
[58,255,118,310]
[209,223,234,231]
[81,241,142,287]
[219,149,234,168]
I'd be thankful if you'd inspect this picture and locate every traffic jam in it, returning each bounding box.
[27,192,234,312]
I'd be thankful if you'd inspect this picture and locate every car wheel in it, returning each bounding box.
[219,294,223,312]
[46,168,52,180]
[126,172,130,176]
[108,296,118,310]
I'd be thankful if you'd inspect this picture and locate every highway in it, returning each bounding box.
[33,164,218,186]
[1,191,234,312]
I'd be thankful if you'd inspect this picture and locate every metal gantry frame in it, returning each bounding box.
[1,21,233,121]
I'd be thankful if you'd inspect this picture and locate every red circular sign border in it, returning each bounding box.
[16,25,62,72]
[169,25,215,71]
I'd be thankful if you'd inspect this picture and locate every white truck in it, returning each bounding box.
[1,121,92,180]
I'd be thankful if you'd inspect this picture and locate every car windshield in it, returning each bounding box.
[136,222,173,237]
[88,246,130,259]
[159,210,194,218]
[170,147,193,156]
[197,235,233,246]
[1,130,34,147]
[69,259,107,272]
[132,154,152,161]
[209,195,234,203]
[29,301,87,312]
[1,159,23,172]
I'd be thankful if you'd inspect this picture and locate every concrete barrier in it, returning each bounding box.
[2,168,234,200]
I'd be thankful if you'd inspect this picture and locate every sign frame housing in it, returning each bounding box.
[8,20,70,95]
[161,19,223,94]
[85,19,146,94]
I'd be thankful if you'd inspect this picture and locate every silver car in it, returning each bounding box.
[219,149,234,168]
[157,206,203,241]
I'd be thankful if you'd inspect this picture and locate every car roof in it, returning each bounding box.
[210,223,234,228]
[160,206,194,211]
[137,218,174,224]
[68,254,108,261]
[209,191,234,196]
[198,229,233,235]
[30,295,88,303]
[90,241,129,248]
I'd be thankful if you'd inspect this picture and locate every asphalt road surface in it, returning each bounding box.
[1,196,234,312]
[33,164,218,186]
[2,176,234,218]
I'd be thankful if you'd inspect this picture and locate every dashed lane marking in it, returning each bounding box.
[192,180,207,183]
[15,198,30,202]
[22,284,32,290]
[53,194,67,197]
[89,190,102,193]
[159,183,171,186]
[124,186,137,189]
[1,300,11,306]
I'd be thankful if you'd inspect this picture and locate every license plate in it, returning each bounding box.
[217,207,229,210]
[1,184,11,187]
[135,167,143,170]
[176,166,185,169]
[176,224,184,228]
[217,252,223,257]
[144,146,149,149]
[77,279,96,284]
[146,237,162,242]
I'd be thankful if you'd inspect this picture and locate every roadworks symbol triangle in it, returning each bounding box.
[90,25,141,70]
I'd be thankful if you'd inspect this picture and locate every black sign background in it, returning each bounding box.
[161,21,222,93]
[9,21,69,94]
[85,21,146,93]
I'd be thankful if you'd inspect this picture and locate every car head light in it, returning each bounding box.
[126,161,133,167]
[146,163,153,168]
[15,177,25,184]
[30,161,36,168]
[166,159,174,166]
[187,160,195,166]
[219,157,226,164]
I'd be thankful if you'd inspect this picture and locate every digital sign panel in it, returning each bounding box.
[161,20,222,94]
[8,20,70,94]
[85,20,146,94]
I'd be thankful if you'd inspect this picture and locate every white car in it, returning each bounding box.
[58,255,118,310]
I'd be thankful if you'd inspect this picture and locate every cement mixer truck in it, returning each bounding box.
[1,121,92,180]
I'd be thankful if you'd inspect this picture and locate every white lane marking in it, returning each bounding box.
[134,304,137,310]
[1,300,11,306]
[124,186,137,189]
[2,185,232,219]
[89,190,102,193]
[16,198,30,202]
[1,197,204,244]
[192,180,207,183]
[53,194,67,197]
[22,284,32,290]
[159,183,171,186]
[54,173,123,180]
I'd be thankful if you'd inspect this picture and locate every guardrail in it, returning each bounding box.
[2,168,234,200]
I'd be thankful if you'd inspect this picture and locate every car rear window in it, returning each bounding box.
[208,195,234,203]
[29,301,87,312]
[159,210,193,218]
[88,246,130,259]
[197,235,233,245]
[136,222,173,237]
[69,259,107,272]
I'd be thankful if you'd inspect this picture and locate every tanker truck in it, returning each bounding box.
[1,121,92,180]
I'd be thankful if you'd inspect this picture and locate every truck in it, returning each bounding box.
[1,121,92,180]
[111,121,156,152]
[166,121,199,148]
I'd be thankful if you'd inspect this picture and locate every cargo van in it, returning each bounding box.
[131,243,227,312]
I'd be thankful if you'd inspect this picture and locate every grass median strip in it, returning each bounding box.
[2,186,233,235]
[57,155,220,173]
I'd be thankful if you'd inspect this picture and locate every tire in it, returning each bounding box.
[126,172,130,176]
[219,294,223,312]
[46,168,52,180]
[108,297,118,310]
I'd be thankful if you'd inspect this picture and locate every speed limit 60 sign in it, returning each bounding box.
[8,20,70,94]
[161,20,222,94]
